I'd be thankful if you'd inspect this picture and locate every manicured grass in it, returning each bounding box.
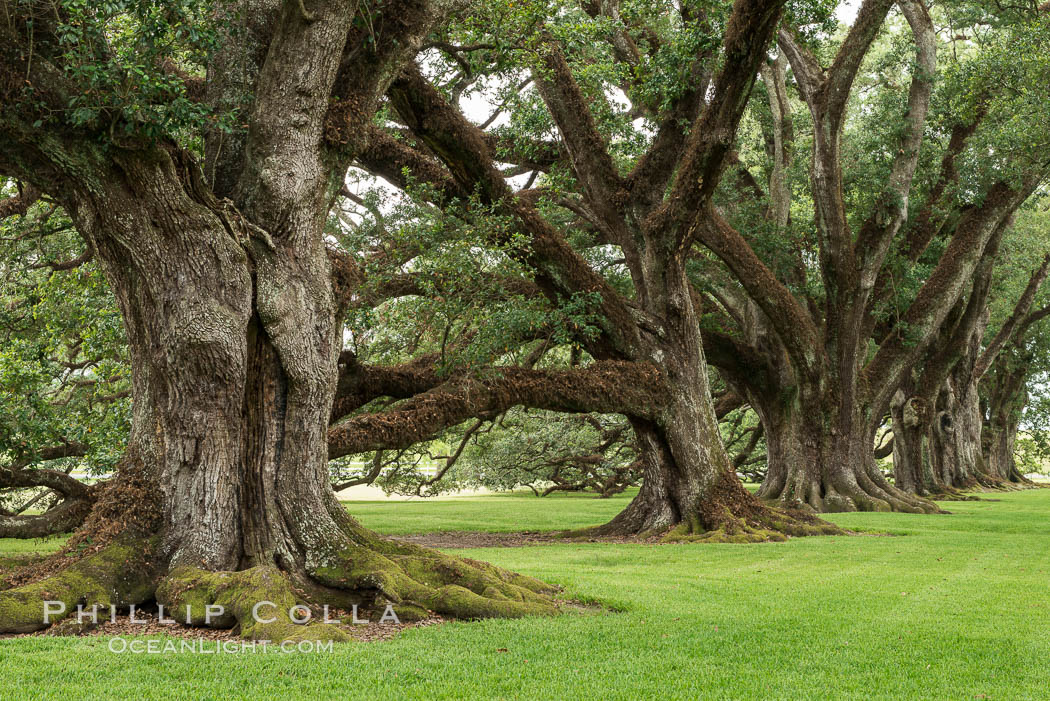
[3,490,1050,699]
[344,489,634,535]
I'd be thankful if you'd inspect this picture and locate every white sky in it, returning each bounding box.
[836,1,861,25]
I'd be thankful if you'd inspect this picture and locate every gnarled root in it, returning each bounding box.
[156,566,351,642]
[0,537,158,634]
[567,472,843,543]
[0,519,561,640]
[772,468,943,514]
[665,475,843,543]
[310,531,559,621]
[926,488,980,502]
[971,470,1042,492]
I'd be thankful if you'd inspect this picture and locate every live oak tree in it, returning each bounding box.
[343,0,841,538]
[889,214,1050,497]
[697,1,1050,512]
[0,0,573,639]
[977,226,1050,484]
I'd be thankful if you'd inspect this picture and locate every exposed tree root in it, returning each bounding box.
[659,505,843,543]
[156,566,351,642]
[0,537,158,634]
[310,529,560,621]
[970,473,1040,492]
[663,475,843,543]
[924,487,980,502]
[0,515,561,640]
[565,473,844,543]
[768,466,944,514]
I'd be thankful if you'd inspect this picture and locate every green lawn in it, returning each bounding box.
[2,489,1050,699]
[345,489,638,535]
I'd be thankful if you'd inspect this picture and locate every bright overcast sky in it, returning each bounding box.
[836,0,860,25]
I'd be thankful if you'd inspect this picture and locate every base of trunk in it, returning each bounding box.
[759,424,942,514]
[570,472,842,543]
[762,467,943,513]
[0,481,560,640]
[972,471,1040,491]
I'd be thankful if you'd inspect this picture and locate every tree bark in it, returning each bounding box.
[926,379,983,492]
[0,0,559,638]
[748,376,939,513]
[707,309,938,513]
[583,266,838,539]
[983,363,1029,484]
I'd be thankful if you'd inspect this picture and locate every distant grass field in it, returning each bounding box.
[345,489,636,535]
[2,489,1049,699]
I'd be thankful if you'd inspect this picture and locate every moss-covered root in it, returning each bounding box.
[155,566,351,643]
[311,539,559,621]
[926,487,980,502]
[0,538,157,634]
[662,503,843,544]
[673,475,843,543]
[565,473,844,544]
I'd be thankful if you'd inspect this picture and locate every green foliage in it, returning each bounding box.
[455,409,640,497]
[0,183,129,479]
[18,0,233,142]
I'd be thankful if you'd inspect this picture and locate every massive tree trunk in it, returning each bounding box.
[744,365,939,514]
[986,411,1023,482]
[0,0,558,638]
[984,364,1030,484]
[585,269,838,540]
[891,392,937,497]
[0,149,556,637]
[926,379,983,492]
[708,320,938,514]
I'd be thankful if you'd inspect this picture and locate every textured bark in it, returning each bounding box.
[891,392,939,497]
[983,359,1030,484]
[0,0,563,638]
[375,0,841,541]
[581,266,838,538]
[926,379,984,491]
[762,388,937,513]
[700,3,1046,512]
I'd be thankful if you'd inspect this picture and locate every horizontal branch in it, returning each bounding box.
[0,451,96,539]
[327,361,665,457]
